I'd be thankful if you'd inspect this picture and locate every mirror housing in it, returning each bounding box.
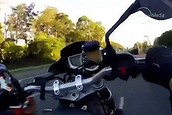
[139,0,172,20]
[105,0,172,46]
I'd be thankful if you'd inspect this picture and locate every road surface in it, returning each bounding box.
[16,68,172,115]
[22,77,172,115]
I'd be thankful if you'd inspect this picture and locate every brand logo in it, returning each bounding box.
[139,7,165,18]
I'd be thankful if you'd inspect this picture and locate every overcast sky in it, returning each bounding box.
[0,0,172,48]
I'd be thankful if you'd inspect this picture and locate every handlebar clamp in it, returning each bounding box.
[53,80,60,95]
[75,75,83,91]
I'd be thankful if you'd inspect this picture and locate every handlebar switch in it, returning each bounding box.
[53,80,60,95]
[75,75,83,91]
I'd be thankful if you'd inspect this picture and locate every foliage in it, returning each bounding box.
[0,24,4,62]
[154,30,172,47]
[6,3,38,43]
[128,48,139,55]
[0,23,4,43]
[1,4,126,64]
[69,16,105,43]
[101,41,125,52]
[28,33,65,61]
[35,7,74,40]
[132,41,152,54]
[2,41,27,62]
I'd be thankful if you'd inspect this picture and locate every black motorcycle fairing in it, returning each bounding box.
[48,58,70,74]
[49,41,137,82]
[61,41,85,58]
[0,89,10,111]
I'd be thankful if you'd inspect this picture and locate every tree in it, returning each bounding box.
[0,23,4,62]
[52,13,74,39]
[6,3,38,44]
[35,7,74,41]
[101,41,125,52]
[69,16,105,43]
[153,37,159,46]
[34,7,58,34]
[28,33,65,60]
[3,44,27,62]
[131,41,152,54]
[142,41,151,53]
[0,23,4,43]
[154,30,172,47]
[110,42,125,52]
[128,48,139,55]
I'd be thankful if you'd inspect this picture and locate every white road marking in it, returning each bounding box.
[43,109,53,112]
[119,96,124,110]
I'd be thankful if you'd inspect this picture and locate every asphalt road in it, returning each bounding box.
[17,68,172,115]
[25,77,172,115]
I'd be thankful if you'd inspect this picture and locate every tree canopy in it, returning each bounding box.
[35,7,75,40]
[6,3,38,43]
[0,4,127,63]
[130,41,152,54]
[154,30,172,47]
[71,16,105,43]
[28,33,65,61]
[0,23,4,43]
[101,41,125,52]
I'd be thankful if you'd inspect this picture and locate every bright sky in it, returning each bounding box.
[0,0,172,48]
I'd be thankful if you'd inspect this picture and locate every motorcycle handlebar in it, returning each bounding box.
[24,85,53,92]
[24,67,112,97]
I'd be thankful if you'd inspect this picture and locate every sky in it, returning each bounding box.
[0,0,172,48]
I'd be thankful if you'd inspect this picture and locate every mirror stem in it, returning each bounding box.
[105,0,140,45]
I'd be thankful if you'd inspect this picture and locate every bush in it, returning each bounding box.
[0,34,4,44]
[0,34,4,62]
[3,42,27,62]
[28,34,65,61]
[101,41,125,52]
[154,30,172,47]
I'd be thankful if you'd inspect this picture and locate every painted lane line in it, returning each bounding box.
[119,96,124,110]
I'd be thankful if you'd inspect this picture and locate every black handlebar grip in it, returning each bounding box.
[40,84,46,100]
[34,77,47,100]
